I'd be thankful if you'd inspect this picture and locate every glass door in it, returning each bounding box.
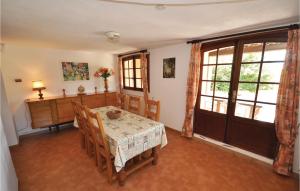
[194,31,288,158]
[194,43,235,142]
[226,39,287,158]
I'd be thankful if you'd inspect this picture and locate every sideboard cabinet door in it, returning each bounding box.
[28,100,54,128]
[81,94,106,109]
[56,96,81,123]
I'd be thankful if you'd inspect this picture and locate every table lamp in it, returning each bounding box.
[32,80,46,99]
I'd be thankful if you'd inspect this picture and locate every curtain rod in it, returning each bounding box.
[187,23,299,44]
[118,49,148,57]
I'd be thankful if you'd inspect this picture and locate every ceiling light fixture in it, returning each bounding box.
[104,31,120,41]
[98,0,255,10]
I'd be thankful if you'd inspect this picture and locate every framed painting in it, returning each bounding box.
[163,57,175,78]
[62,62,90,81]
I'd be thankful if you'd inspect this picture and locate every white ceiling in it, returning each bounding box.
[1,0,299,53]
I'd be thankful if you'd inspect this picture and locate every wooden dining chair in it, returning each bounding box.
[128,95,141,115]
[85,106,115,183]
[76,103,95,157]
[72,101,86,148]
[145,100,160,122]
[116,93,127,109]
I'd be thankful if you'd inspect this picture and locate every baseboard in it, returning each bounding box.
[193,133,273,165]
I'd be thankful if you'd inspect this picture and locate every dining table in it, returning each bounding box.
[73,106,168,185]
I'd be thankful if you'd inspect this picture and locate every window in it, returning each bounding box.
[122,55,150,91]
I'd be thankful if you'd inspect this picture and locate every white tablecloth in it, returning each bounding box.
[74,106,167,172]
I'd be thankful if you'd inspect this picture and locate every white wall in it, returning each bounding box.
[149,43,191,131]
[1,44,117,135]
[0,117,18,191]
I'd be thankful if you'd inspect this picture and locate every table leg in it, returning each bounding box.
[118,168,126,186]
[152,146,158,165]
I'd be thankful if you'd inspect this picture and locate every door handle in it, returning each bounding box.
[232,90,237,103]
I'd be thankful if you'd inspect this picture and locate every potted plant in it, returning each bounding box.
[94,67,114,92]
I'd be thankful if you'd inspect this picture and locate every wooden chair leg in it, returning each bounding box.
[80,133,85,149]
[117,168,126,186]
[152,147,158,165]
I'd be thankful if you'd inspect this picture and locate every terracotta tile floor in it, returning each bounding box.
[10,127,299,191]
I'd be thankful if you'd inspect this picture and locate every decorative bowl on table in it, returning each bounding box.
[106,110,122,120]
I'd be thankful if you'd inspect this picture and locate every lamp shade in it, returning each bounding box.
[32,80,45,90]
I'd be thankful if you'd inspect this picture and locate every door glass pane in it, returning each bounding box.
[136,79,142,88]
[216,65,232,81]
[260,62,283,83]
[204,49,217,65]
[237,83,257,101]
[202,66,215,80]
[213,98,228,114]
[124,69,129,78]
[257,84,279,103]
[239,64,260,82]
[135,69,141,78]
[125,78,129,87]
[242,43,263,62]
[264,42,287,61]
[129,69,134,78]
[129,60,134,68]
[129,79,134,87]
[201,81,214,96]
[215,82,230,98]
[124,61,129,69]
[235,101,254,119]
[218,46,234,64]
[200,96,212,111]
[135,59,141,68]
[254,103,276,123]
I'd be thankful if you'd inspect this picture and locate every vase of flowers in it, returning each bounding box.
[94,67,114,92]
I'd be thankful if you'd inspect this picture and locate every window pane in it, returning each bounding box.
[235,101,254,119]
[239,64,260,82]
[124,69,129,78]
[254,103,276,123]
[125,78,129,87]
[200,96,212,111]
[124,61,129,69]
[129,60,133,68]
[129,69,134,78]
[264,42,287,61]
[216,65,232,81]
[215,82,230,98]
[213,98,228,114]
[204,49,217,65]
[202,66,215,80]
[135,59,141,68]
[136,79,142,88]
[218,46,234,64]
[129,79,134,87]
[237,83,257,101]
[257,84,279,103]
[201,81,214,96]
[136,69,141,78]
[260,62,283,83]
[242,43,263,62]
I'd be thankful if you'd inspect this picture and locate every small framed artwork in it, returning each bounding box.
[62,62,90,81]
[163,57,175,78]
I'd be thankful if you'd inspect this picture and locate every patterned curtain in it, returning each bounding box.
[182,43,202,137]
[273,28,300,176]
[118,56,123,93]
[141,53,149,114]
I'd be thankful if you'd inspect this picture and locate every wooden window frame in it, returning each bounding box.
[122,54,150,92]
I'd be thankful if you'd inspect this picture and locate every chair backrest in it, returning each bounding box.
[116,93,127,109]
[84,106,110,156]
[145,100,160,121]
[128,95,141,115]
[72,101,85,130]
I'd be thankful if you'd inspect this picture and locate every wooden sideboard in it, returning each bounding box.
[26,92,118,129]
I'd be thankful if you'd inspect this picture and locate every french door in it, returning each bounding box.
[194,31,288,158]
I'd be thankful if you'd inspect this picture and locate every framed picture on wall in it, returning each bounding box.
[163,57,175,78]
[62,62,90,81]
